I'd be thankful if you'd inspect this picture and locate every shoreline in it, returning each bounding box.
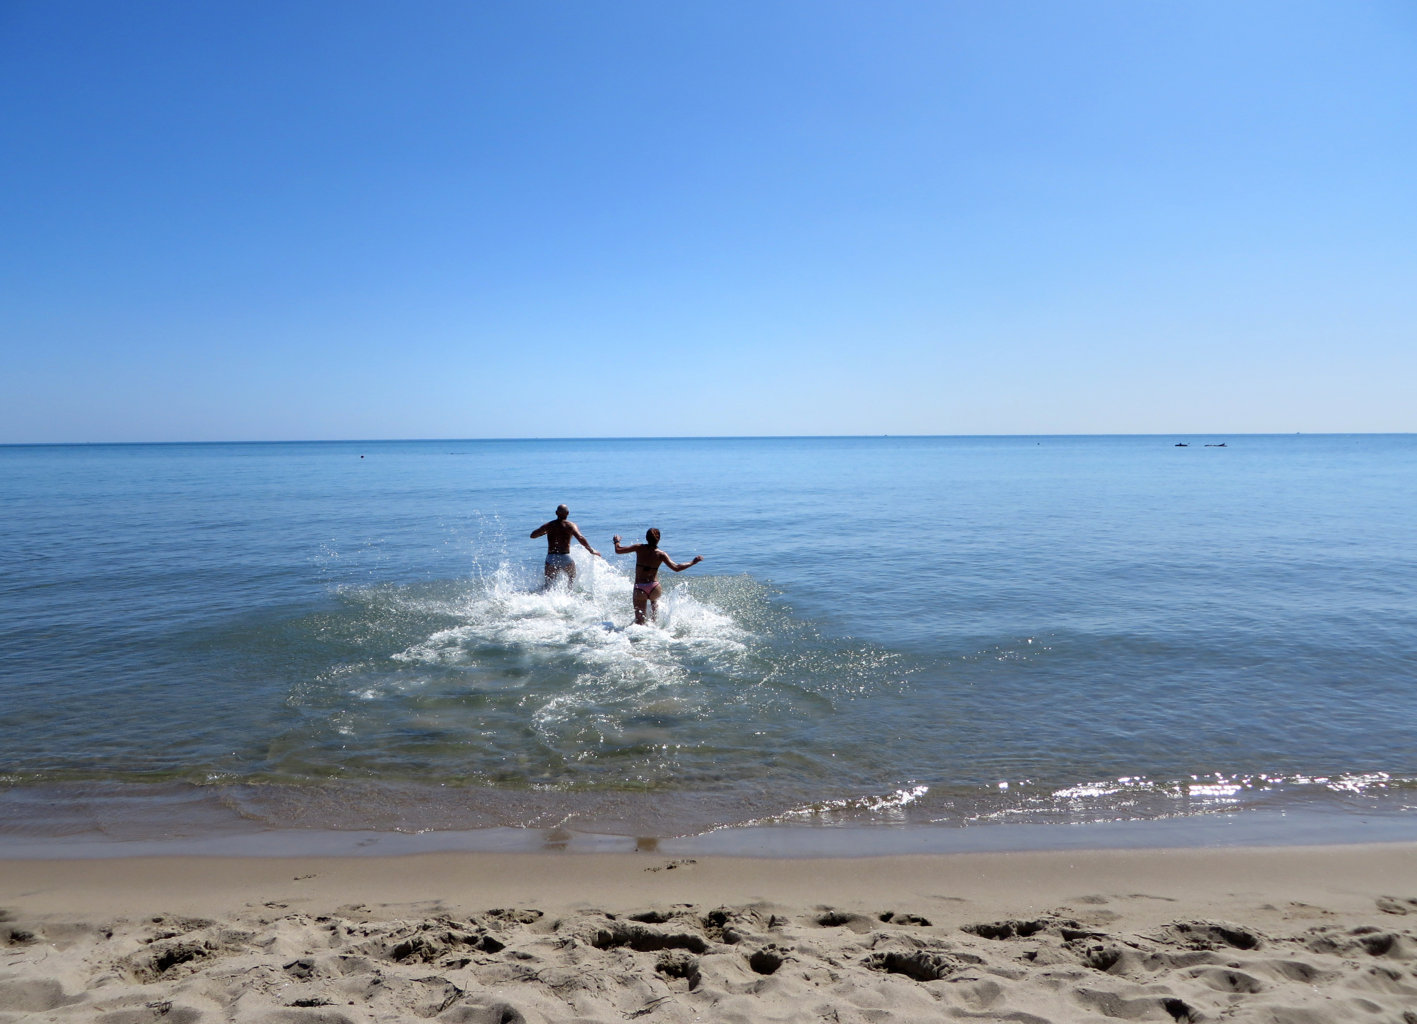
[5,843,1417,1021]
[7,841,1417,918]
[6,804,1417,861]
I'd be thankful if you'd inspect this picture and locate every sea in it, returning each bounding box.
[2,435,1415,857]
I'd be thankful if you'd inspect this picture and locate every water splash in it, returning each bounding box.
[257,556,907,798]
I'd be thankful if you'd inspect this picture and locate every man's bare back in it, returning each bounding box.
[539,518,578,554]
[530,504,600,589]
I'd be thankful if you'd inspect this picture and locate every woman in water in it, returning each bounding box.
[612,528,704,625]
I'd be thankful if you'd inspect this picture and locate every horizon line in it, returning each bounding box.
[4,431,1413,448]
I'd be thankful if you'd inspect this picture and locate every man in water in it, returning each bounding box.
[612,528,703,624]
[531,504,601,589]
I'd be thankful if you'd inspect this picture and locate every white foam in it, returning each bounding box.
[364,558,750,734]
[753,784,932,825]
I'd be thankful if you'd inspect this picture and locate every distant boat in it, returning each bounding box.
[1205,443,1227,447]
[1175,443,1188,447]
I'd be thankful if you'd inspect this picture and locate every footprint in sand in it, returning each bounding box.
[864,948,962,981]
[878,911,933,926]
[813,908,876,933]
[747,944,790,975]
[643,859,697,873]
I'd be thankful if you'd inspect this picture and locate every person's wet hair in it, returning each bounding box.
[646,527,660,547]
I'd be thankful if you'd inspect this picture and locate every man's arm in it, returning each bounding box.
[530,520,553,539]
[570,523,601,557]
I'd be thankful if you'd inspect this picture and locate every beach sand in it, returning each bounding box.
[4,843,1417,1022]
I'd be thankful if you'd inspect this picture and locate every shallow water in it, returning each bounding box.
[2,435,1415,845]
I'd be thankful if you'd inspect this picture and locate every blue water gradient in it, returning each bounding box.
[2,435,1415,845]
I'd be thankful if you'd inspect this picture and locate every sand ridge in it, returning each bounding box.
[4,847,1417,1022]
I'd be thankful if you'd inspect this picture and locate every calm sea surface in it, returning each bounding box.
[2,436,1415,852]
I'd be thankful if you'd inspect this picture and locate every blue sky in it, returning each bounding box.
[3,1,1414,442]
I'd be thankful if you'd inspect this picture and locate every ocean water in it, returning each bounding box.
[2,435,1415,852]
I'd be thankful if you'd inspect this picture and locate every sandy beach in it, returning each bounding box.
[4,843,1417,1022]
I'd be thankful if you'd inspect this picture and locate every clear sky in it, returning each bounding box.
[2,1,1414,442]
